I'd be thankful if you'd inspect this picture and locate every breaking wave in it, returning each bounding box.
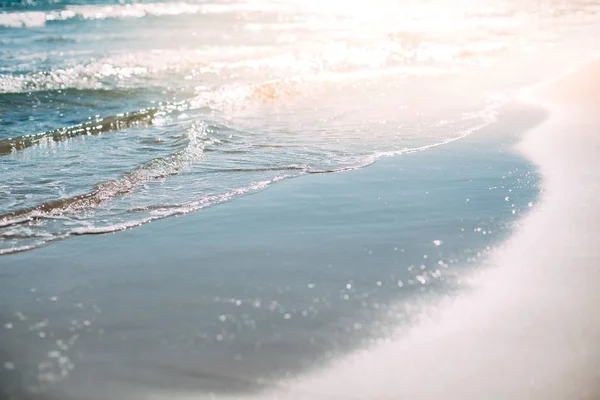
[0,2,292,28]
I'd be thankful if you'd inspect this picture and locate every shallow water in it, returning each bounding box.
[1,0,599,254]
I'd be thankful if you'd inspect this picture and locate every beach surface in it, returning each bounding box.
[225,59,600,400]
[1,103,541,400]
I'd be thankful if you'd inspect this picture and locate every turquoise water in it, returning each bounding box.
[1,1,599,398]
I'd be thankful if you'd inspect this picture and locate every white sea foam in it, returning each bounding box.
[0,3,201,27]
[0,11,47,28]
[0,2,293,28]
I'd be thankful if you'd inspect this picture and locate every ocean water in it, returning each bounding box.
[1,1,600,399]
[1,0,599,254]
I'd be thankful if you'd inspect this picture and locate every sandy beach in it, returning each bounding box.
[222,59,600,400]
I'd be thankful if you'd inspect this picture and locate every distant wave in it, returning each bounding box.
[0,64,150,93]
[0,2,289,28]
[0,3,200,28]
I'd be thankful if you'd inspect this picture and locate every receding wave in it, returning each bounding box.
[0,175,288,255]
[0,121,205,226]
[0,108,158,156]
[0,115,496,256]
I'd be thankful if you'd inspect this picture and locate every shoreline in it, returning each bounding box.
[234,60,600,400]
[0,101,544,400]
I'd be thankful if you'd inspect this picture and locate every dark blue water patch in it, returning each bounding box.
[0,87,185,140]
[0,104,545,399]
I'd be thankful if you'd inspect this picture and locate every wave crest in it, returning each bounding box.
[0,2,292,28]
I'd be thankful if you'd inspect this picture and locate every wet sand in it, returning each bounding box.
[234,59,600,400]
